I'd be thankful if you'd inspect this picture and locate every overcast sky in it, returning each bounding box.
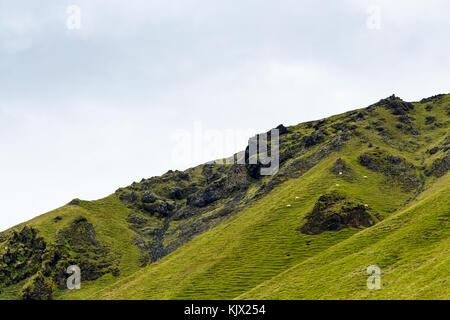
[1,0,449,231]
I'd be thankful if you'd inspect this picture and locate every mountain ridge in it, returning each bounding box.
[0,93,449,300]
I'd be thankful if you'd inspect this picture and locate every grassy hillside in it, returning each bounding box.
[0,94,449,300]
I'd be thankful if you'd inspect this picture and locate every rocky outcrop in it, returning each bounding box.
[57,216,100,248]
[143,199,175,216]
[127,212,148,225]
[372,95,414,115]
[20,272,54,300]
[202,164,221,184]
[425,116,436,125]
[141,191,157,204]
[396,115,419,135]
[300,131,325,148]
[68,199,81,206]
[1,219,119,300]
[331,122,358,133]
[331,158,351,175]
[275,124,289,135]
[0,226,46,287]
[300,191,377,235]
[420,94,446,104]
[425,151,450,178]
[187,165,249,208]
[359,150,419,191]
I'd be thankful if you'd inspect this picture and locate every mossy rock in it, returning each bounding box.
[300,191,377,235]
[359,149,419,191]
[330,158,351,175]
[425,151,450,177]
[20,272,54,300]
[372,95,414,115]
[0,226,46,287]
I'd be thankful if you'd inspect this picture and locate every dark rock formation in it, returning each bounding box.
[20,272,53,300]
[301,131,325,148]
[127,212,148,225]
[187,165,249,207]
[0,226,46,287]
[202,164,221,184]
[429,147,439,155]
[57,216,100,248]
[425,151,450,177]
[359,150,419,191]
[169,188,184,200]
[425,116,436,125]
[143,200,175,216]
[420,94,445,104]
[300,191,376,235]
[142,191,157,204]
[372,95,414,115]
[275,124,289,135]
[331,122,357,132]
[331,158,351,175]
[68,199,80,206]
[395,116,419,135]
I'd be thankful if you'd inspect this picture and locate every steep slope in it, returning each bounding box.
[239,175,449,299]
[0,94,449,300]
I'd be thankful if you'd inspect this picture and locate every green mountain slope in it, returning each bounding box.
[1,94,449,300]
